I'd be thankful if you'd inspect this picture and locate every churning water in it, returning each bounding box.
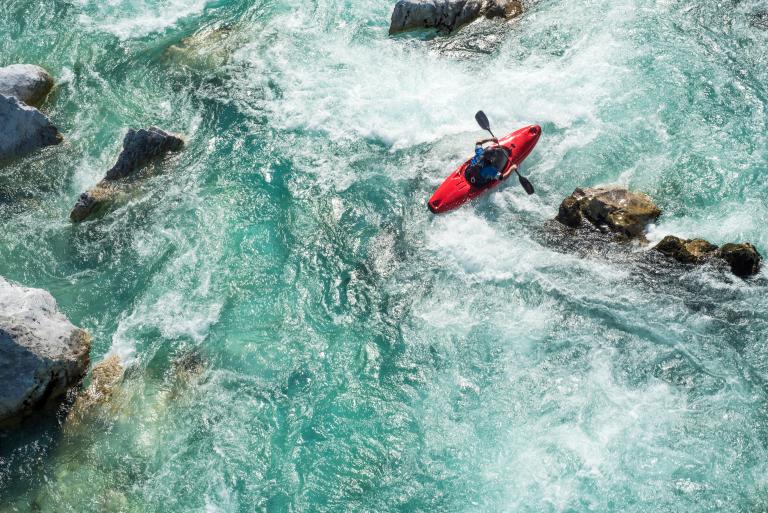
[1,0,768,511]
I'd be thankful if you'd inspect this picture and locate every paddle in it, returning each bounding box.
[475,110,535,195]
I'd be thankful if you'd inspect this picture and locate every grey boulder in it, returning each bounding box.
[0,277,91,425]
[0,64,54,107]
[71,127,184,222]
[0,94,62,161]
[389,0,523,34]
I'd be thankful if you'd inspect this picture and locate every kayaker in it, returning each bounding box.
[467,137,515,185]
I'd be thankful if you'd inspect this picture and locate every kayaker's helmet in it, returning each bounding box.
[484,147,507,173]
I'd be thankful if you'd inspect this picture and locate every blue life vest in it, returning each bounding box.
[471,145,484,166]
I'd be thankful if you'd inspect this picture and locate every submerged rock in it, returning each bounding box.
[0,64,54,107]
[717,243,761,277]
[0,94,62,161]
[653,236,718,264]
[70,127,184,222]
[66,355,124,427]
[556,187,662,240]
[428,16,513,57]
[164,26,235,69]
[389,0,523,34]
[0,277,91,425]
[70,182,118,223]
[751,11,768,30]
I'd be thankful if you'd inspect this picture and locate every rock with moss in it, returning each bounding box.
[70,127,184,222]
[0,64,54,107]
[556,187,662,240]
[0,277,91,425]
[389,0,523,34]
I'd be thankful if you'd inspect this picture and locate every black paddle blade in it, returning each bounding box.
[519,175,535,195]
[475,110,491,131]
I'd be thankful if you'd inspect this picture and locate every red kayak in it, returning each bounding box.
[428,124,541,214]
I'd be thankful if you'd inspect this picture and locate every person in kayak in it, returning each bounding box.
[466,137,516,186]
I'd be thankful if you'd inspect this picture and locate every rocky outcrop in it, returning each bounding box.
[717,243,762,277]
[105,127,184,180]
[556,187,662,240]
[389,0,523,34]
[70,127,184,222]
[653,237,761,277]
[653,236,718,265]
[0,277,91,425]
[0,94,62,161]
[554,188,762,278]
[0,64,54,107]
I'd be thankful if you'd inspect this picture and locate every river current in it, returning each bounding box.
[1,0,768,511]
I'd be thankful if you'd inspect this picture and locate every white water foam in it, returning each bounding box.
[76,0,211,39]
[234,0,638,152]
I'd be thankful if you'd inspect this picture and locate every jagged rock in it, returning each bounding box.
[105,127,184,180]
[0,94,62,161]
[557,195,582,228]
[0,64,54,107]
[717,243,761,277]
[653,236,718,264]
[0,277,91,425]
[70,127,184,222]
[556,187,662,240]
[389,0,523,34]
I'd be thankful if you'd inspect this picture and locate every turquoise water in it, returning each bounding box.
[2,0,768,510]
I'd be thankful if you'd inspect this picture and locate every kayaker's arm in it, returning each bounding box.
[501,164,517,180]
[475,137,499,146]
